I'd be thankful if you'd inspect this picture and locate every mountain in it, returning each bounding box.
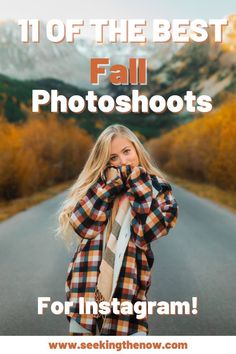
[0,21,179,90]
[75,38,179,71]
[0,21,91,89]
[107,17,236,122]
[221,13,236,53]
[147,19,236,106]
[0,17,235,140]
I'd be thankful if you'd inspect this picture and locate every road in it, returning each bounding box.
[0,184,235,335]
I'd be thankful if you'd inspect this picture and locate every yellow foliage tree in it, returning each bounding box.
[146,98,236,191]
[0,113,93,200]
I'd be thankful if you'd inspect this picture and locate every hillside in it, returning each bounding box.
[0,21,179,90]
[0,74,180,139]
[0,15,235,139]
[148,38,236,106]
[107,20,236,128]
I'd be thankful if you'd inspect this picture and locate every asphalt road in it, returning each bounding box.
[0,183,235,335]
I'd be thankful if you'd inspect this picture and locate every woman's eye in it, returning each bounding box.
[110,156,118,161]
[110,150,130,161]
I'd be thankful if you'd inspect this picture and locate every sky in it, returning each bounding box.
[1,0,235,38]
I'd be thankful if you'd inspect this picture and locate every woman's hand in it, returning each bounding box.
[102,165,126,195]
[126,165,147,184]
[105,165,121,181]
[119,164,133,183]
[105,163,139,184]
[103,163,141,185]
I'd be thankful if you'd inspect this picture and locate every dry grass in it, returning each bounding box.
[167,174,236,214]
[0,180,74,222]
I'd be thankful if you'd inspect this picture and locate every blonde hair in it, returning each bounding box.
[55,124,167,249]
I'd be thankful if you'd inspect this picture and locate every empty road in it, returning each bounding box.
[0,183,235,335]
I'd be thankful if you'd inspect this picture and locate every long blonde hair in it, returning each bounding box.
[55,124,167,249]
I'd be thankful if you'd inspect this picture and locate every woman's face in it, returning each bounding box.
[109,136,140,167]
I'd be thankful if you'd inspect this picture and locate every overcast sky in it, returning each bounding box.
[1,0,235,38]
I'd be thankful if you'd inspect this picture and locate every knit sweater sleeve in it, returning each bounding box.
[126,166,179,249]
[69,174,124,239]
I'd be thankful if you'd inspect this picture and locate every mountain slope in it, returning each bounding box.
[148,28,236,105]
[0,74,181,138]
[0,21,179,90]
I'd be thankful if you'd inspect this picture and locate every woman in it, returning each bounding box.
[57,124,179,336]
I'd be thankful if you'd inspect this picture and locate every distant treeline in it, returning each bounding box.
[1,97,235,203]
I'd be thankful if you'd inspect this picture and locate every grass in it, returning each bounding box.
[167,174,236,214]
[0,175,235,223]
